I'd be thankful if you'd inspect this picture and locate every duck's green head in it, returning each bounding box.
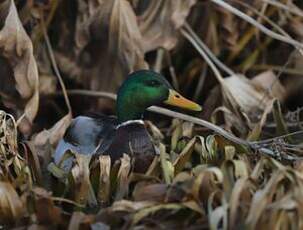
[117,70,202,123]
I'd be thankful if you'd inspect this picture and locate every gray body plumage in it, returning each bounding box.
[54,115,117,171]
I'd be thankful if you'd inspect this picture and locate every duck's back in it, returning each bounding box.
[54,115,118,170]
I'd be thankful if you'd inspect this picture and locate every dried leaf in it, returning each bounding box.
[0,110,29,183]
[145,120,164,142]
[71,154,97,206]
[138,0,197,51]
[252,70,286,101]
[159,143,174,184]
[133,183,167,202]
[196,135,219,163]
[98,155,111,204]
[170,119,182,151]
[220,74,274,135]
[173,137,196,174]
[209,205,228,230]
[74,0,147,93]
[115,154,131,200]
[0,0,39,122]
[130,203,186,226]
[110,199,156,213]
[223,75,270,116]
[0,181,24,224]
[33,113,72,147]
[31,113,72,173]
[245,171,287,228]
[229,178,253,229]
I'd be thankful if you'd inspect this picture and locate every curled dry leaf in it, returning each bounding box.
[31,113,72,171]
[173,137,196,174]
[145,120,164,142]
[115,154,131,200]
[219,74,280,135]
[71,154,97,206]
[196,135,220,163]
[228,178,253,229]
[0,0,39,122]
[33,113,72,147]
[138,0,197,51]
[245,170,289,228]
[223,75,270,116]
[209,204,228,230]
[98,155,111,204]
[159,143,174,184]
[0,181,25,224]
[252,70,286,102]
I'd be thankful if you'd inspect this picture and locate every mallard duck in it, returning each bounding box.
[54,70,201,172]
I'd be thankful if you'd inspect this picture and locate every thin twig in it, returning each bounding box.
[249,64,303,76]
[63,90,117,100]
[16,113,26,126]
[262,0,303,18]
[251,130,303,145]
[232,0,291,38]
[181,26,241,120]
[149,106,250,146]
[154,48,165,72]
[184,23,236,76]
[193,63,207,101]
[210,0,303,53]
[34,1,58,44]
[180,28,225,83]
[165,50,179,91]
[257,0,268,26]
[41,11,72,115]
[52,197,85,208]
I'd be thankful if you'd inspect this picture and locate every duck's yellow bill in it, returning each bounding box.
[164,89,202,111]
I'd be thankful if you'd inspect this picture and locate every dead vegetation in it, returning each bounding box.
[1,0,303,229]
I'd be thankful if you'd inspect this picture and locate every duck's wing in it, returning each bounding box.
[53,115,118,169]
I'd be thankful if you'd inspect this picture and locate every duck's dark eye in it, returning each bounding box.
[146,80,161,87]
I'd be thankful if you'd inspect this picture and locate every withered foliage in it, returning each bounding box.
[1,0,303,229]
